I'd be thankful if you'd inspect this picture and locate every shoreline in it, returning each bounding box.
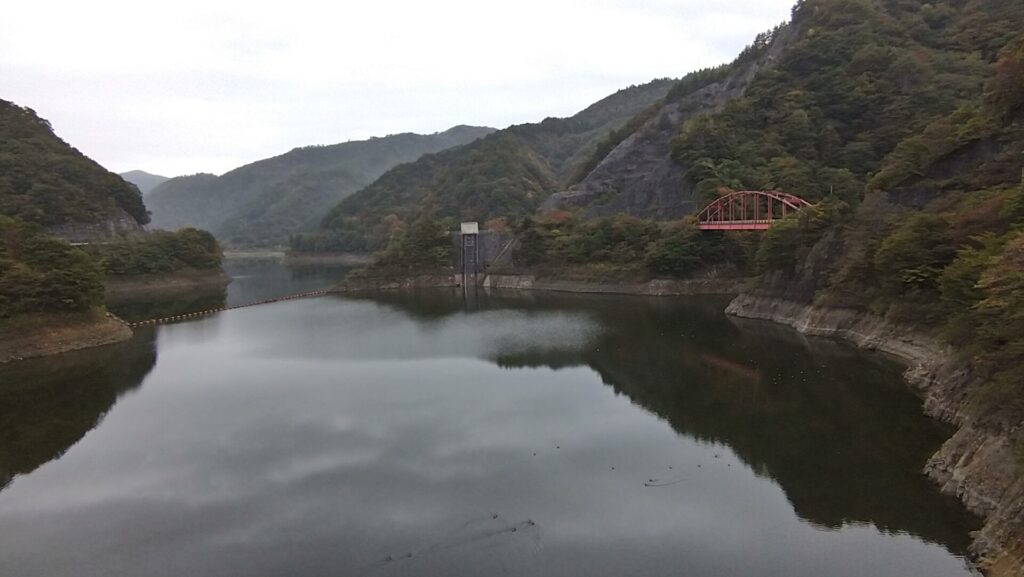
[284,251,374,267]
[222,249,286,261]
[1,269,230,364]
[332,272,751,296]
[3,267,1016,572]
[332,272,1022,575]
[0,312,133,364]
[222,250,373,266]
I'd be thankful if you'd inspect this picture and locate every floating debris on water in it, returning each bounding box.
[645,476,689,488]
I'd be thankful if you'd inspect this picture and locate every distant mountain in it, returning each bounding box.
[146,126,495,247]
[0,99,147,240]
[311,78,677,252]
[120,170,169,195]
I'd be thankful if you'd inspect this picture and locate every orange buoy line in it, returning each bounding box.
[127,289,330,328]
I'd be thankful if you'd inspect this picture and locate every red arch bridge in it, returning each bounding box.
[697,190,813,231]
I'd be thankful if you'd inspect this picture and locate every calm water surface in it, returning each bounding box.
[107,257,351,322]
[0,263,979,576]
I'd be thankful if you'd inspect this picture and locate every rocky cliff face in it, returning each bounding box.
[726,293,1024,576]
[543,25,795,219]
[44,208,144,243]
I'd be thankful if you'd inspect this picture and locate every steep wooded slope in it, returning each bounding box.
[0,100,148,234]
[558,0,1023,218]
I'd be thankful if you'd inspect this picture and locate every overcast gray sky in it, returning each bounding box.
[1,0,794,177]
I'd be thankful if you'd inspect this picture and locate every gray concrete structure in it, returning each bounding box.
[452,226,515,286]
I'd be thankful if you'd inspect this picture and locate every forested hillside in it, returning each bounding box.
[0,100,148,230]
[303,78,676,252]
[332,0,1023,428]
[0,216,104,319]
[146,126,494,247]
[622,0,1024,409]
[0,100,226,331]
[753,24,1024,417]
[505,0,1024,397]
[85,228,223,277]
[670,0,1021,207]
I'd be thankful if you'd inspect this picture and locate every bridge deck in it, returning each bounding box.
[697,220,773,231]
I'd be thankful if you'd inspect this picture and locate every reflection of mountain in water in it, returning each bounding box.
[0,332,157,491]
[363,289,979,555]
[583,305,978,553]
[107,289,228,323]
[222,259,350,307]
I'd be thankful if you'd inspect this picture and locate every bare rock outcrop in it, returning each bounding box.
[544,25,795,219]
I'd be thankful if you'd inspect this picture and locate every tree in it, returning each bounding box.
[984,33,1024,120]
[376,218,452,270]
[0,216,104,318]
[644,219,706,277]
[874,213,956,294]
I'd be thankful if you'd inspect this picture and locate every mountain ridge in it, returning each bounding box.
[308,77,677,252]
[119,170,169,196]
[147,125,495,247]
[0,99,148,237]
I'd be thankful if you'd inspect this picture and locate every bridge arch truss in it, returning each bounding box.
[696,190,813,231]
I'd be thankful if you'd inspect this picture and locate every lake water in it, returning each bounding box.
[0,261,979,576]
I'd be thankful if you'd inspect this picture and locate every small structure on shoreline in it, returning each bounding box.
[454,222,515,288]
[459,222,480,286]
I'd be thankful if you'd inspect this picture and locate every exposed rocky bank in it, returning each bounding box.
[331,272,748,297]
[480,273,746,296]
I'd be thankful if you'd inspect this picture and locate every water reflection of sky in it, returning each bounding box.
[0,294,977,577]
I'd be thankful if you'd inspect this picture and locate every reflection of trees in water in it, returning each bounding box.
[107,262,352,324]
[583,310,979,553]
[107,288,227,323]
[360,289,979,555]
[222,260,350,306]
[0,331,157,491]
[343,289,468,321]
[224,259,349,283]
[286,264,351,282]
